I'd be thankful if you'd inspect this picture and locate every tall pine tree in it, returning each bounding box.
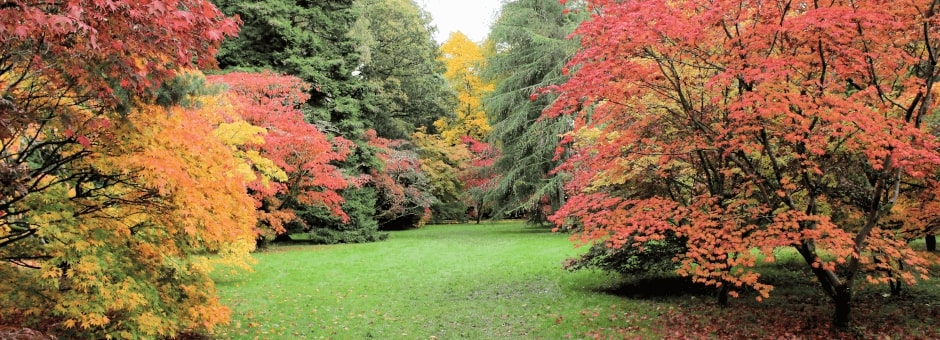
[214,0,370,131]
[483,0,586,224]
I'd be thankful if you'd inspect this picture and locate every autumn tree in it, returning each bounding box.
[0,0,247,336]
[213,0,392,240]
[436,32,495,144]
[213,0,370,129]
[366,131,435,229]
[0,96,258,337]
[460,137,500,224]
[207,72,351,242]
[412,128,472,221]
[1,0,237,213]
[483,0,585,224]
[549,0,940,328]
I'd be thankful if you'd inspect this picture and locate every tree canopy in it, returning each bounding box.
[9,0,940,336]
[436,32,495,144]
[213,0,370,132]
[0,0,254,336]
[207,72,352,241]
[352,0,455,139]
[547,0,940,328]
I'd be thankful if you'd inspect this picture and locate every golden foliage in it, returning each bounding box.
[0,76,260,337]
[437,31,495,144]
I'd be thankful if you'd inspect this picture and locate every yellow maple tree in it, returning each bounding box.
[435,31,495,144]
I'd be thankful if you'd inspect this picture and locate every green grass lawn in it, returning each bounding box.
[210,221,940,339]
[210,222,670,339]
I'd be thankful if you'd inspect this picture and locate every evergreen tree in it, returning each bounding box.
[483,0,586,224]
[351,0,455,139]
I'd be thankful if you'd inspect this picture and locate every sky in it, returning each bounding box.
[419,0,503,43]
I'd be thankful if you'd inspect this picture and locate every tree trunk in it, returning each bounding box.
[475,199,483,224]
[717,284,730,307]
[890,258,904,296]
[833,286,852,329]
[927,234,936,252]
[889,279,902,297]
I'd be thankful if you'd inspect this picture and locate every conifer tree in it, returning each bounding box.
[483,0,586,223]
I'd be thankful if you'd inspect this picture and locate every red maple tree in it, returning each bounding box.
[549,0,940,327]
[365,130,434,229]
[0,0,237,104]
[208,72,350,239]
[1,0,239,210]
[459,136,500,224]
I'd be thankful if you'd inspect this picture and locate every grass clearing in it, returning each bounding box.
[211,221,940,339]
[210,222,668,339]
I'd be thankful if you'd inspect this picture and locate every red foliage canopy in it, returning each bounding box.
[547,0,940,327]
[0,0,238,99]
[459,136,499,191]
[209,72,350,235]
[366,130,433,227]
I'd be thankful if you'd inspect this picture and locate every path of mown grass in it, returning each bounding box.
[210,221,668,339]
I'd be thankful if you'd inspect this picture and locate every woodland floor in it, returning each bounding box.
[211,221,940,339]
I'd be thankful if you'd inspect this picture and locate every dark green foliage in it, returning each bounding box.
[483,0,586,224]
[213,0,396,241]
[295,187,388,244]
[352,0,456,139]
[155,72,224,108]
[377,214,423,231]
[429,201,468,223]
[350,0,453,230]
[563,234,687,276]
[212,0,372,133]
[213,0,373,135]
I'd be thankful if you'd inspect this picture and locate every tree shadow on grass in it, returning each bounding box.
[577,265,940,339]
[496,226,556,235]
[595,275,714,301]
[648,285,940,339]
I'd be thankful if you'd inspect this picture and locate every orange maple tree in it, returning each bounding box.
[2,0,239,241]
[0,0,248,337]
[0,99,259,337]
[549,0,940,327]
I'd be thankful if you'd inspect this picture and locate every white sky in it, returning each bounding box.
[419,0,503,43]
